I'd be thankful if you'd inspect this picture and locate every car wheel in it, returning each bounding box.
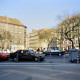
[34,57,38,62]
[59,54,61,56]
[13,58,17,62]
[0,57,2,62]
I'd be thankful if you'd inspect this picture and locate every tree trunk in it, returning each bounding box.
[72,41,74,49]
[78,39,80,49]
[79,42,80,49]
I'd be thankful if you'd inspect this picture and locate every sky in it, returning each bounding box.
[0,0,80,33]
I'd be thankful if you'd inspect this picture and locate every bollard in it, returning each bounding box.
[63,54,65,63]
[50,53,51,63]
[38,56,40,62]
[38,52,40,62]
[77,54,79,63]
[16,53,18,62]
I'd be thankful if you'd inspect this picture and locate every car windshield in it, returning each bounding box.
[28,50,34,54]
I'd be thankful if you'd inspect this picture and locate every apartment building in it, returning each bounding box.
[28,29,40,49]
[28,29,57,50]
[0,16,27,52]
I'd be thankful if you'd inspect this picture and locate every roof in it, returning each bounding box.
[38,28,50,34]
[0,16,24,26]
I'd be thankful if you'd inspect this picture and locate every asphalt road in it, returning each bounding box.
[0,54,80,80]
[0,63,80,80]
[43,54,70,63]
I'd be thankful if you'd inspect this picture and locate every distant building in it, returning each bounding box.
[0,16,27,52]
[28,29,41,49]
[28,29,57,50]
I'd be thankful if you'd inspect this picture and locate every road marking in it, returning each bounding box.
[0,63,80,67]
[0,73,11,78]
[0,65,52,66]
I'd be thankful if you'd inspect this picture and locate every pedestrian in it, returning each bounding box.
[37,48,40,53]
[43,48,46,52]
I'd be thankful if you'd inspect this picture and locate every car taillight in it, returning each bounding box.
[74,51,79,52]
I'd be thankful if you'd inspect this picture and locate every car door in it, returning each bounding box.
[20,50,32,60]
[17,50,24,59]
[25,50,34,60]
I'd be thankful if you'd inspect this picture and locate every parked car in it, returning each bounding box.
[42,49,65,56]
[69,49,80,63]
[10,49,44,62]
[0,51,9,61]
[2,49,11,53]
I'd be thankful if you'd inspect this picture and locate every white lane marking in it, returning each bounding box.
[0,65,52,67]
[0,64,80,67]
[0,73,11,78]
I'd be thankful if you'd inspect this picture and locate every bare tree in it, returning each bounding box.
[0,30,12,50]
[57,14,80,49]
[39,29,56,48]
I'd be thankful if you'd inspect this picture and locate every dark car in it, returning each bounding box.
[42,49,65,56]
[10,49,44,62]
[0,51,9,61]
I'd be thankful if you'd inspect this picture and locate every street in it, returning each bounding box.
[43,54,70,63]
[0,63,80,80]
[0,54,80,80]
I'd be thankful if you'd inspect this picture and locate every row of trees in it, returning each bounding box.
[57,14,80,49]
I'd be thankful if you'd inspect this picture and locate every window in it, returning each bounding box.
[10,41,12,43]
[14,36,17,38]
[19,27,22,29]
[2,29,5,31]
[19,36,21,38]
[15,26,18,28]
[3,20,6,22]
[2,24,6,26]
[10,30,13,32]
[14,41,17,43]
[20,41,21,43]
[19,31,22,34]
[10,25,13,28]
[15,31,17,33]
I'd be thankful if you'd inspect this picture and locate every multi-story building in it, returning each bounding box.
[0,16,27,51]
[28,29,41,49]
[28,28,57,50]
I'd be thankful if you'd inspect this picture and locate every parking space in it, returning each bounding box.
[0,54,70,63]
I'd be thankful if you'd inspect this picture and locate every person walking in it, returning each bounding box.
[37,48,40,53]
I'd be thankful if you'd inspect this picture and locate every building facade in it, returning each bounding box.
[0,16,27,52]
[28,29,57,51]
[28,29,41,49]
